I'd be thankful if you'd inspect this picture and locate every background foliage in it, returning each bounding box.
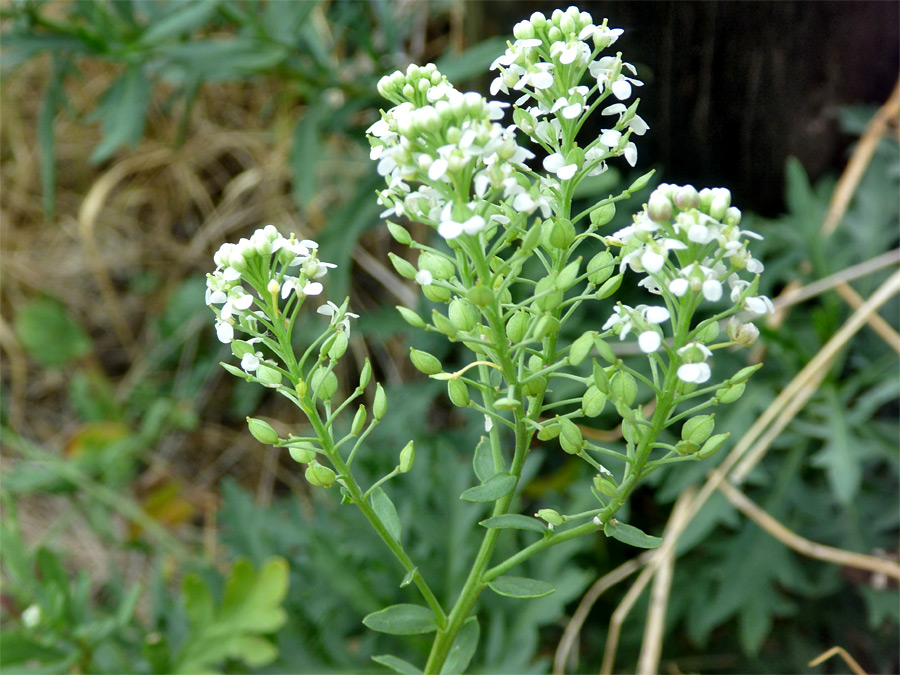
[1,2,897,673]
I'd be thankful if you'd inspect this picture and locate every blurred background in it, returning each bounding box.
[1,1,897,673]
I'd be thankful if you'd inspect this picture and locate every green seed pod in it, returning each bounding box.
[373,383,387,419]
[351,405,367,436]
[533,314,560,340]
[289,444,317,463]
[537,422,561,441]
[521,220,543,253]
[556,258,581,291]
[590,202,616,229]
[716,382,746,404]
[305,460,336,488]
[593,359,611,392]
[582,386,607,417]
[593,474,618,498]
[388,252,417,279]
[536,509,565,527]
[359,358,372,389]
[494,397,520,410]
[310,368,338,400]
[594,337,617,364]
[548,218,576,250]
[610,371,637,406]
[328,332,349,360]
[449,297,479,332]
[467,284,494,308]
[423,284,451,303]
[586,250,614,284]
[568,331,595,366]
[256,363,283,388]
[595,274,623,299]
[698,432,730,458]
[682,414,715,445]
[627,170,654,194]
[697,321,720,344]
[730,363,763,384]
[409,347,442,375]
[675,440,699,456]
[506,310,529,343]
[431,309,458,338]
[386,221,412,245]
[534,275,563,312]
[447,379,470,407]
[396,306,426,328]
[418,251,456,279]
[399,440,415,473]
[247,417,279,445]
[558,418,583,454]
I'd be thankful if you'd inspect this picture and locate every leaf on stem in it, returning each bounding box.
[363,604,437,635]
[479,514,547,534]
[370,487,402,542]
[487,576,556,599]
[440,617,480,674]
[472,435,494,483]
[372,654,423,674]
[460,473,516,503]
[603,520,662,549]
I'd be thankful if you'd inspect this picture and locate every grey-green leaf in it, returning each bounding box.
[460,473,516,503]
[440,617,479,674]
[371,487,401,543]
[479,514,547,534]
[604,520,662,549]
[363,604,437,635]
[472,435,494,483]
[372,654,422,674]
[487,576,556,599]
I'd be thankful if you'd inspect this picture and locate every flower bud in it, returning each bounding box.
[587,250,614,285]
[449,297,479,332]
[289,443,317,463]
[410,347,442,375]
[709,189,731,221]
[647,191,673,222]
[582,386,607,417]
[247,417,279,445]
[506,310,529,343]
[305,460,336,488]
[536,508,565,527]
[448,378,470,407]
[568,331,595,365]
[609,371,637,406]
[397,306,426,328]
[682,414,715,445]
[673,185,699,210]
[399,440,415,473]
[359,358,372,389]
[351,405,367,436]
[727,317,760,347]
[267,279,280,295]
[373,383,387,419]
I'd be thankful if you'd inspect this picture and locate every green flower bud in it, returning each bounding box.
[467,284,494,308]
[582,386,607,417]
[593,474,618,498]
[305,460,336,488]
[386,221,412,245]
[536,509,565,527]
[449,297,479,332]
[256,363,282,388]
[448,378,470,407]
[328,332,349,360]
[397,305,426,328]
[418,251,456,279]
[247,417,279,445]
[628,170,655,194]
[410,347,442,375]
[682,414,715,445]
[716,382,746,404]
[610,371,637,406]
[423,284,452,303]
[558,418,583,454]
[351,405,367,436]
[569,331,595,366]
[557,258,581,291]
[548,218,576,250]
[595,274,623,300]
[399,440,415,473]
[373,383,387,419]
[590,202,616,228]
[647,191,673,222]
[310,368,338,400]
[587,250,614,285]
[698,432,730,458]
[359,359,372,389]
[675,440,699,456]
[506,310,529,343]
[388,252,417,279]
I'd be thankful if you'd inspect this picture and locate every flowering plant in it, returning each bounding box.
[205,6,770,672]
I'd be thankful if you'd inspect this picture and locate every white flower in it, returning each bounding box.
[745,295,774,315]
[702,279,723,302]
[543,153,578,180]
[623,142,638,167]
[215,320,234,344]
[669,278,689,297]
[317,301,359,334]
[241,351,262,372]
[415,270,433,286]
[302,281,323,296]
[484,415,494,432]
[643,306,670,324]
[677,362,711,383]
[638,331,661,353]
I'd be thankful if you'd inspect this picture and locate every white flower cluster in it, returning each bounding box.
[603,184,772,383]
[206,225,341,344]
[491,7,648,174]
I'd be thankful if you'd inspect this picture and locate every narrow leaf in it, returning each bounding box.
[604,520,662,549]
[488,575,555,599]
[137,0,218,45]
[460,473,516,503]
[400,567,417,588]
[440,617,479,674]
[479,514,547,534]
[472,435,494,483]
[89,64,151,163]
[371,487,402,542]
[372,654,423,674]
[290,104,324,209]
[38,57,65,218]
[363,604,437,635]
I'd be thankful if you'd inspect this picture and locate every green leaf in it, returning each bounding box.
[0,632,68,666]
[440,617,479,674]
[159,40,287,82]
[479,514,547,534]
[362,604,437,635]
[38,57,65,218]
[372,654,423,674]
[220,558,289,633]
[488,575,556,599]
[472,435,494,483]
[371,487,402,543]
[290,103,325,209]
[15,297,91,368]
[137,0,218,46]
[460,472,516,502]
[89,64,151,163]
[604,520,662,549]
[182,574,214,630]
[225,635,278,668]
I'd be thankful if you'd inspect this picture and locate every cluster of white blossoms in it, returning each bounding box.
[206,225,344,346]
[368,7,649,243]
[602,184,773,383]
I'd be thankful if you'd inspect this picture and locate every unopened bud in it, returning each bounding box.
[399,441,415,473]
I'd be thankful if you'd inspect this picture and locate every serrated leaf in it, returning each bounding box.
[441,617,480,674]
[371,487,402,543]
[220,558,289,633]
[15,297,91,368]
[472,435,494,483]
[363,604,437,635]
[604,520,662,549]
[479,514,547,534]
[487,575,555,599]
[460,473,516,503]
[372,654,423,674]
